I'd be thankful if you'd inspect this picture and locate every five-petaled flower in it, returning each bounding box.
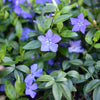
[25,64,43,83]
[70,13,91,34]
[25,80,38,98]
[38,29,61,52]
[68,40,84,53]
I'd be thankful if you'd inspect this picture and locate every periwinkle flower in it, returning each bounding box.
[35,0,60,5]
[25,80,38,98]
[47,58,54,65]
[68,40,84,53]
[38,29,61,52]
[13,0,34,18]
[20,27,33,41]
[70,13,91,34]
[25,64,43,83]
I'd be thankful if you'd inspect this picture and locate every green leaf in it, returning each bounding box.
[19,4,30,13]
[54,14,72,24]
[15,21,22,38]
[96,61,100,67]
[69,59,83,66]
[36,52,56,62]
[84,79,100,93]
[16,65,30,74]
[43,17,52,31]
[61,30,78,38]
[45,80,55,87]
[62,60,71,70]
[85,28,95,45]
[93,30,100,42]
[61,3,77,14]
[42,4,56,14]
[5,80,17,100]
[67,70,81,79]
[37,75,55,81]
[0,67,15,77]
[0,45,6,62]
[23,40,41,50]
[56,71,67,82]
[94,43,100,48]
[59,83,72,100]
[52,83,62,100]
[93,85,100,100]
[15,76,25,95]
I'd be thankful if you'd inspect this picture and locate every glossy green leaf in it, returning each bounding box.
[15,21,22,38]
[93,30,100,42]
[23,40,41,50]
[93,85,100,100]
[16,65,30,74]
[94,43,100,48]
[15,76,25,95]
[0,67,15,77]
[84,79,100,93]
[36,52,56,62]
[52,83,62,100]
[61,3,77,14]
[54,14,72,24]
[67,70,81,79]
[5,80,17,100]
[37,75,55,81]
[69,59,83,66]
[59,83,72,100]
[61,30,78,38]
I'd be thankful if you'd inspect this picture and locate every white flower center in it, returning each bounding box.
[46,38,52,46]
[78,21,83,26]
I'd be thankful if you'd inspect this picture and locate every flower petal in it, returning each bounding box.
[72,24,80,32]
[70,40,81,47]
[41,44,50,51]
[78,13,84,22]
[80,25,86,34]
[45,29,53,39]
[34,69,43,77]
[50,44,58,52]
[51,34,61,43]
[38,35,46,43]
[84,19,91,25]
[68,46,84,53]
[70,18,78,25]
[25,74,33,83]
[31,64,38,73]
[31,83,38,90]
[30,91,37,98]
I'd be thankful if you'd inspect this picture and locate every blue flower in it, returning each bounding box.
[70,13,91,34]
[68,40,84,53]
[25,80,38,98]
[35,0,60,5]
[38,29,61,52]
[12,0,34,18]
[20,27,33,41]
[25,64,43,83]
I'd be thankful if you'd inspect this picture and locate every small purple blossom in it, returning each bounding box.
[20,27,33,41]
[47,58,54,65]
[35,0,60,5]
[68,40,84,53]
[25,80,38,98]
[38,29,61,52]
[25,64,43,83]
[70,13,91,34]
[12,0,34,18]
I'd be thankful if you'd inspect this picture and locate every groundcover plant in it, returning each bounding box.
[0,0,100,100]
